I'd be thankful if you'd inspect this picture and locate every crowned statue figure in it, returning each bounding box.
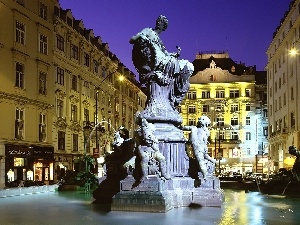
[130,15,194,124]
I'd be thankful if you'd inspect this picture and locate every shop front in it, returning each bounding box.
[5,144,54,186]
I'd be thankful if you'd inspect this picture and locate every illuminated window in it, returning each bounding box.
[14,158,24,167]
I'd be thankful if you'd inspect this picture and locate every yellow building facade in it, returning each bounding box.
[180,52,268,175]
[0,0,146,188]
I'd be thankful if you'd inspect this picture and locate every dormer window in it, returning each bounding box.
[231,66,235,73]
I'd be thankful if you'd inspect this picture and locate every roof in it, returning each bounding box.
[192,55,255,76]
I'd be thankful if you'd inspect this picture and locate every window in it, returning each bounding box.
[84,52,90,67]
[15,109,24,139]
[246,117,250,125]
[83,80,90,96]
[84,108,89,122]
[102,67,107,78]
[187,91,197,99]
[39,113,46,142]
[115,99,120,112]
[72,134,78,152]
[108,95,112,108]
[71,104,78,121]
[216,116,224,126]
[58,131,65,150]
[56,35,64,51]
[246,103,251,111]
[216,90,225,98]
[231,104,238,112]
[201,91,210,99]
[275,81,277,92]
[246,132,251,141]
[71,75,77,91]
[218,131,225,140]
[279,96,282,109]
[202,105,210,112]
[263,109,268,117]
[279,78,281,89]
[56,67,64,85]
[122,103,126,117]
[291,112,295,128]
[39,3,47,20]
[71,44,78,60]
[39,34,48,54]
[39,72,47,95]
[94,60,99,73]
[15,62,25,89]
[216,104,224,112]
[231,132,239,140]
[177,105,181,113]
[229,90,239,98]
[16,21,25,44]
[57,99,63,117]
[263,127,268,136]
[188,118,196,126]
[283,93,286,106]
[291,87,294,100]
[245,89,251,97]
[188,105,196,113]
[231,116,238,126]
[14,158,24,167]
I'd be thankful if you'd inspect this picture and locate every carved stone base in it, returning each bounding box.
[111,175,224,212]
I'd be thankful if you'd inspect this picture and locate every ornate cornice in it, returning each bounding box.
[69,121,82,133]
[0,91,53,109]
[69,94,79,104]
[82,99,90,108]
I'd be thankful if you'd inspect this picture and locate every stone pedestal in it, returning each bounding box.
[111,175,224,212]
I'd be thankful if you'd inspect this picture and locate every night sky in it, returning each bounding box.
[58,0,290,77]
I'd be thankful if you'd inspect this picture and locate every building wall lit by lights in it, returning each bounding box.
[0,0,146,188]
[179,51,268,174]
[266,0,300,171]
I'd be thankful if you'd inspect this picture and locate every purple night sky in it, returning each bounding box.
[58,0,290,77]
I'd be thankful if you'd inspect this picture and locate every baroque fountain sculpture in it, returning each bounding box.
[93,15,224,212]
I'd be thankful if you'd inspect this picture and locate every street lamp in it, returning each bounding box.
[81,70,124,190]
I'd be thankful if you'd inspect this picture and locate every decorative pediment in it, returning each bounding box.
[69,121,82,133]
[69,94,79,104]
[55,89,66,99]
[55,117,67,130]
[82,100,90,108]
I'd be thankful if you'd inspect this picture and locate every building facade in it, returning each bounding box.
[266,0,300,171]
[0,0,146,188]
[180,52,268,174]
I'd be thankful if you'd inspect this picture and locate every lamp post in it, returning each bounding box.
[82,121,93,192]
[81,71,124,191]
